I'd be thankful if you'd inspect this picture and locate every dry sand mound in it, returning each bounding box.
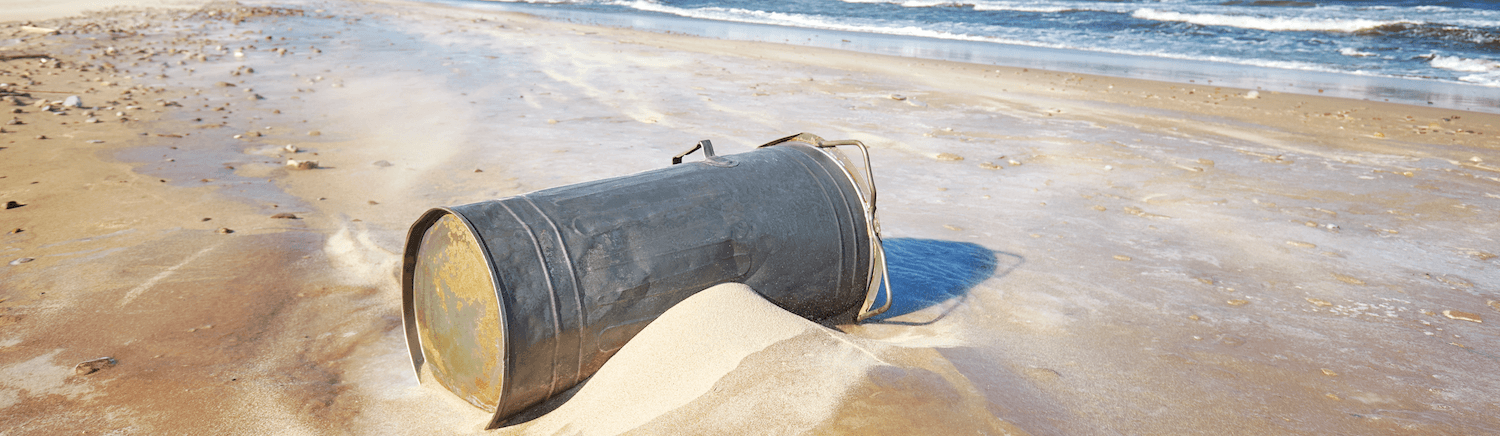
[517,283,1017,435]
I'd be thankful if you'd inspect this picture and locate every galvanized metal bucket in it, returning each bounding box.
[400,133,890,428]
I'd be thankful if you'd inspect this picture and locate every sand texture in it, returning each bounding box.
[1,1,1497,434]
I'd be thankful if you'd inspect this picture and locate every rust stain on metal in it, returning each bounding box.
[414,214,505,412]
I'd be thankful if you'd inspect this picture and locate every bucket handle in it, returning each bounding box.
[758,133,892,322]
[671,139,716,165]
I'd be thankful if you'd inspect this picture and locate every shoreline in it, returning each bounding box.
[424,0,1500,114]
[2,1,1497,434]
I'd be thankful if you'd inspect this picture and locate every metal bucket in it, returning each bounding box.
[400,133,891,428]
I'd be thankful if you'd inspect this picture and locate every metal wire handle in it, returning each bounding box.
[758,133,892,321]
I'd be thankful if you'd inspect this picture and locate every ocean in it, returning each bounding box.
[433,0,1500,110]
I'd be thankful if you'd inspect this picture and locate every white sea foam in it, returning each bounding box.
[1430,55,1500,73]
[1131,8,1418,32]
[837,0,1097,13]
[1338,47,1377,58]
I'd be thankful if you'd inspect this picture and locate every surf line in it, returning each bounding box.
[117,241,225,308]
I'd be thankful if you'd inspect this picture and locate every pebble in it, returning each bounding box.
[283,144,298,153]
[9,257,34,265]
[216,227,234,234]
[1113,255,1132,261]
[1244,91,1259,99]
[74,357,117,376]
[4,200,22,209]
[63,95,82,108]
[934,153,963,161]
[286,159,319,170]
[1321,368,1338,377]
[978,162,1002,170]
[307,130,321,136]
[1226,299,1250,306]
[85,118,99,123]
[6,117,22,125]
[368,200,379,205]
[85,140,104,143]
[1442,310,1482,323]
[270,213,299,219]
[372,160,393,167]
[1332,273,1366,286]
[889,94,907,101]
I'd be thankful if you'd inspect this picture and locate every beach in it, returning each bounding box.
[1,0,1497,434]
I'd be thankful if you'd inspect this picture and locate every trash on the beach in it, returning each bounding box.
[402,133,892,428]
[978,162,1002,170]
[935,152,963,161]
[270,213,299,219]
[889,94,906,101]
[1244,91,1259,99]
[1443,310,1482,323]
[4,200,23,209]
[74,357,117,375]
[286,159,318,169]
[216,227,234,234]
[9,257,34,265]
[283,144,299,153]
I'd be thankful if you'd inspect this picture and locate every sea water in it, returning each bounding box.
[432,0,1500,111]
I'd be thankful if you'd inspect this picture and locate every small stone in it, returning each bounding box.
[34,135,46,140]
[1442,310,1482,323]
[286,159,318,170]
[1332,273,1366,286]
[546,119,558,124]
[270,213,299,219]
[1321,368,1338,377]
[4,200,22,209]
[283,144,298,153]
[1113,255,1132,261]
[889,94,906,101]
[1226,299,1250,306]
[74,357,116,375]
[1244,91,1259,99]
[216,227,234,234]
[9,257,34,265]
[474,169,483,173]
[85,118,99,124]
[1372,132,1385,138]
[372,160,393,167]
[978,162,1002,170]
[6,117,22,125]
[63,95,82,108]
[934,153,963,161]
[216,81,235,87]
[306,130,320,136]
[367,200,379,205]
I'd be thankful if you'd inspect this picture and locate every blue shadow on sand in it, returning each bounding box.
[867,238,1021,325]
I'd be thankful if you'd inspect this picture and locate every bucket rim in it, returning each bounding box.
[759,133,893,321]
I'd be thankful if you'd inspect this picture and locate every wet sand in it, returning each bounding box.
[1,1,1496,434]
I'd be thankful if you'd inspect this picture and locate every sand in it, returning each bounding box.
[1,0,1497,434]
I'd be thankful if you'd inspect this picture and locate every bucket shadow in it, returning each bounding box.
[868,238,1022,325]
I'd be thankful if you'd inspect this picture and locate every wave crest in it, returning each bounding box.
[1131,8,1418,32]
